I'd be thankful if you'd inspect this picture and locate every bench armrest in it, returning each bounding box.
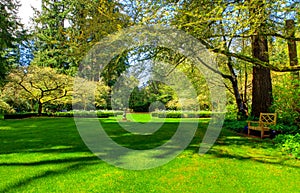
[247,121,259,126]
[247,121,259,123]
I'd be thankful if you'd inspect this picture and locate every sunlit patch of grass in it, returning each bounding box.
[127,113,152,122]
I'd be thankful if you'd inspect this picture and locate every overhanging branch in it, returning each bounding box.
[198,39,300,72]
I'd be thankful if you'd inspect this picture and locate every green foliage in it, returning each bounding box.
[272,73,300,126]
[172,0,300,71]
[274,134,300,159]
[225,103,239,120]
[32,0,77,73]
[129,86,150,112]
[0,0,24,84]
[171,0,300,116]
[151,111,213,118]
[158,112,181,118]
[53,111,114,118]
[222,119,247,133]
[3,65,73,114]
[4,113,43,119]
[0,98,15,114]
[3,110,123,119]
[2,65,110,114]
[32,0,130,75]
[271,123,299,135]
[73,77,110,111]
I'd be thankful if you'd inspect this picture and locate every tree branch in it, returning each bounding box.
[43,90,68,104]
[198,39,300,72]
[205,33,300,41]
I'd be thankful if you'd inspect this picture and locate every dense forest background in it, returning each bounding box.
[0,0,299,127]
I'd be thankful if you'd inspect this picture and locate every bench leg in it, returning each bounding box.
[261,129,264,139]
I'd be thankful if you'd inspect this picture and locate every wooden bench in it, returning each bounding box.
[247,113,277,138]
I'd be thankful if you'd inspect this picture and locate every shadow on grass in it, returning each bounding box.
[0,155,99,166]
[0,118,90,155]
[0,158,100,193]
[201,131,300,169]
[0,118,297,165]
[0,117,299,192]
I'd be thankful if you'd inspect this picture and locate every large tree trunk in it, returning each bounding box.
[286,19,300,121]
[38,101,43,115]
[249,0,273,118]
[286,19,299,86]
[251,34,273,118]
[286,20,299,70]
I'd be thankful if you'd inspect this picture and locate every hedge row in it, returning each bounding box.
[4,111,123,119]
[151,111,216,118]
[54,111,111,118]
[55,111,124,118]
[4,113,46,119]
[4,111,221,119]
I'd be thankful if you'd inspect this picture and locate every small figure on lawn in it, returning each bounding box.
[122,108,127,121]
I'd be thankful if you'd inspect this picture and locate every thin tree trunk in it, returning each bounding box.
[221,58,248,119]
[244,62,248,103]
[231,78,248,119]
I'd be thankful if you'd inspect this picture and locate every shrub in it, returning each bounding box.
[54,112,74,117]
[272,75,300,126]
[60,111,114,118]
[165,112,180,118]
[151,112,158,117]
[4,113,48,119]
[4,110,120,119]
[97,111,113,118]
[151,111,214,118]
[222,119,247,133]
[274,134,300,159]
[113,111,124,116]
[270,123,299,135]
[157,112,166,118]
[0,100,15,114]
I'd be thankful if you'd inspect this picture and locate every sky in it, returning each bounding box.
[18,0,41,27]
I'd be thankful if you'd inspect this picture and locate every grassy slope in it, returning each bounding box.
[0,116,299,193]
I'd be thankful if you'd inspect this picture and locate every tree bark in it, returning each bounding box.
[38,101,43,115]
[286,20,299,68]
[248,0,273,118]
[231,78,248,119]
[226,56,248,119]
[286,19,299,82]
[286,19,300,120]
[251,34,273,118]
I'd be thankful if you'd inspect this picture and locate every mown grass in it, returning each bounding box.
[0,115,299,193]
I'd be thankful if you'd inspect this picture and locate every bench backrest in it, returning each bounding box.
[259,113,277,126]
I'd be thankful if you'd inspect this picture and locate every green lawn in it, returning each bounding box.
[0,115,299,193]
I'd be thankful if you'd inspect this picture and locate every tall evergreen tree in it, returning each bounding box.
[32,0,130,75]
[0,0,24,85]
[32,0,72,72]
